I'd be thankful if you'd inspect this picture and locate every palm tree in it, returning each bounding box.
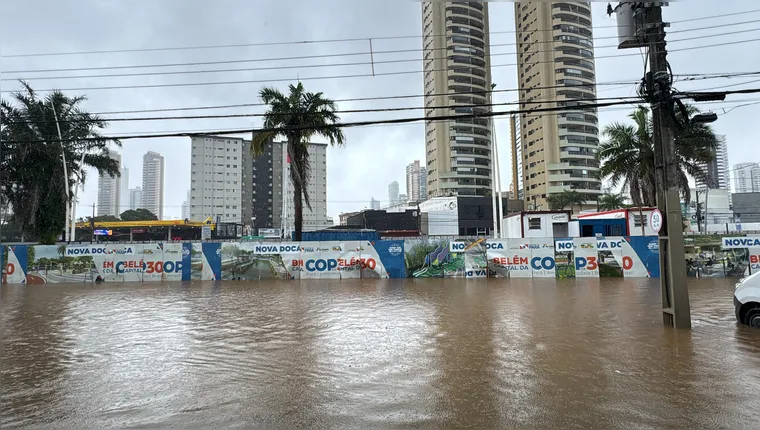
[1,82,120,243]
[596,105,716,207]
[598,193,628,211]
[250,82,345,241]
[547,190,587,214]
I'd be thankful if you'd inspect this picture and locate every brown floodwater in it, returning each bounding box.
[2,278,759,428]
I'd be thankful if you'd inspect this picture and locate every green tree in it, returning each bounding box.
[57,244,67,258]
[596,105,716,206]
[251,82,345,241]
[119,208,158,221]
[93,215,120,222]
[598,193,629,211]
[0,82,120,244]
[547,190,587,214]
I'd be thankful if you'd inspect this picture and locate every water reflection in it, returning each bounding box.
[2,278,760,427]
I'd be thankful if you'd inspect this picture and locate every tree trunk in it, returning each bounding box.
[293,180,303,242]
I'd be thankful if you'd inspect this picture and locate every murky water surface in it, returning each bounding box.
[2,278,759,428]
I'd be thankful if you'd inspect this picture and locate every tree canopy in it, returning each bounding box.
[0,82,120,243]
[596,105,716,206]
[119,208,158,221]
[251,82,345,241]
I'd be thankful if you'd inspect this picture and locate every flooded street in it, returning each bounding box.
[2,278,760,428]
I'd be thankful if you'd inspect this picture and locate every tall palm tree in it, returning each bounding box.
[1,82,120,243]
[598,193,628,211]
[596,105,716,207]
[250,82,345,241]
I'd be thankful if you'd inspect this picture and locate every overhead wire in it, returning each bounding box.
[6,88,759,144]
[4,24,760,79]
[3,7,760,59]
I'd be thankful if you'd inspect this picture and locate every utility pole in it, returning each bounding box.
[614,2,691,328]
[645,4,691,328]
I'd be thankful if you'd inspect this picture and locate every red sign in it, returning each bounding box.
[132,228,147,234]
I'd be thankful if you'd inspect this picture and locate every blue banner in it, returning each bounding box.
[202,242,222,281]
[372,240,406,279]
[627,236,660,278]
[182,243,193,281]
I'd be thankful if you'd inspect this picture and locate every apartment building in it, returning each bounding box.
[514,1,601,210]
[189,136,244,223]
[96,149,122,217]
[141,151,165,220]
[422,1,494,197]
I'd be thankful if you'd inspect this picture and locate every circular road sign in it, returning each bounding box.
[650,209,664,233]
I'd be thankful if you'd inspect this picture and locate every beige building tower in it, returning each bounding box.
[422,1,493,198]
[514,2,601,210]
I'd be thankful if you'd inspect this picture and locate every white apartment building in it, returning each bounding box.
[119,166,129,214]
[388,181,400,206]
[141,151,165,220]
[696,135,730,190]
[734,162,760,193]
[406,160,428,203]
[181,190,191,220]
[189,136,244,223]
[97,150,122,217]
[128,187,142,211]
[279,142,332,236]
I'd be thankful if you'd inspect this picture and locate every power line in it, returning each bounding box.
[7,89,758,144]
[4,24,758,78]
[9,72,756,126]
[3,97,647,144]
[3,80,644,125]
[70,71,758,116]
[4,36,760,95]
[4,7,760,59]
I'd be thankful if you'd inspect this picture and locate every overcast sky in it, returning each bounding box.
[1,0,758,221]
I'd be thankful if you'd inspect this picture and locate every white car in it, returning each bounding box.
[734,270,760,328]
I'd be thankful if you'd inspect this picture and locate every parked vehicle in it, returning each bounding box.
[734,271,760,328]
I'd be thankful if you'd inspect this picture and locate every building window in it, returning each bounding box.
[528,217,541,230]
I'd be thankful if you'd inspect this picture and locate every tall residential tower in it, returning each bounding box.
[514,2,601,210]
[422,1,493,197]
[96,149,122,217]
[141,151,165,220]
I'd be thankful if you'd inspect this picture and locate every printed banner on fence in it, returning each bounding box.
[448,239,486,278]
[573,237,599,278]
[505,239,533,278]
[4,245,27,284]
[530,238,556,278]
[486,239,509,278]
[627,236,660,278]
[597,237,624,277]
[722,236,760,249]
[620,238,650,277]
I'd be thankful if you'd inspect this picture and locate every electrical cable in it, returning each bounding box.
[5,25,760,79]
[4,35,759,94]
[6,88,758,144]
[4,7,760,58]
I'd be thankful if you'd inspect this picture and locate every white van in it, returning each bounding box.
[734,271,760,328]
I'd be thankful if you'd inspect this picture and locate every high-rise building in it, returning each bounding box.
[734,162,760,193]
[181,190,191,220]
[514,2,601,210]
[128,187,142,211]
[141,151,165,220]
[388,181,400,206]
[189,137,243,224]
[97,149,122,217]
[370,198,380,210]
[406,160,428,203]
[119,166,129,215]
[696,135,730,190]
[190,136,331,234]
[422,1,493,197]
[398,194,409,205]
